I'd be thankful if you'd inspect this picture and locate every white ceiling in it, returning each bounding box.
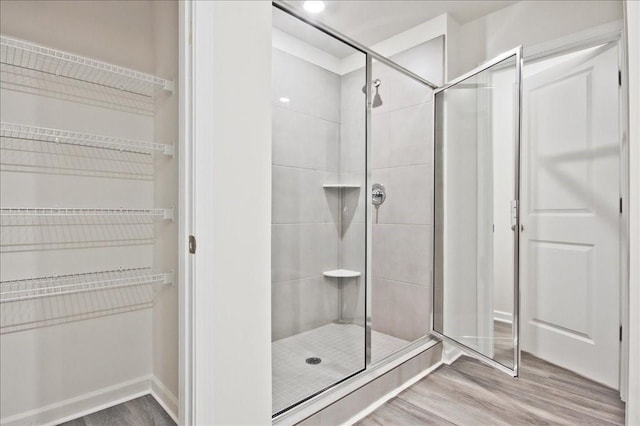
[277,1,518,57]
[273,6,358,58]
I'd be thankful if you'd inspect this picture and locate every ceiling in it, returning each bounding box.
[277,1,518,57]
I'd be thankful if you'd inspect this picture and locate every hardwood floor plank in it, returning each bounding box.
[57,395,175,426]
[358,353,625,425]
[356,398,456,426]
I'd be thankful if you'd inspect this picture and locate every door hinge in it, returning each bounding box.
[620,198,623,214]
[620,325,623,341]
[189,235,196,254]
[619,70,622,86]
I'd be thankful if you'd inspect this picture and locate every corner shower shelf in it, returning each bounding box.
[322,184,361,189]
[0,267,173,303]
[0,34,174,95]
[0,207,174,221]
[323,269,361,278]
[0,122,175,156]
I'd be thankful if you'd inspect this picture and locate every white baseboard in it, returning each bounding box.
[442,341,463,365]
[0,375,178,426]
[341,360,444,426]
[150,375,179,423]
[493,310,513,324]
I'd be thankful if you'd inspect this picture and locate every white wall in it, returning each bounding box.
[152,0,180,415]
[451,0,623,74]
[0,1,178,422]
[624,1,640,424]
[191,1,272,424]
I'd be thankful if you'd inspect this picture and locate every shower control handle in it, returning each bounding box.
[372,183,386,206]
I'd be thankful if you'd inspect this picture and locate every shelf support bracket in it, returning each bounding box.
[164,144,176,157]
[164,79,176,93]
[164,207,175,221]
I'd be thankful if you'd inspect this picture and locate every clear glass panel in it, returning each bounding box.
[369,53,438,363]
[433,54,519,370]
[271,6,366,415]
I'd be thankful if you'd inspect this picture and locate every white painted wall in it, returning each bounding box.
[0,1,178,422]
[451,0,623,75]
[191,1,272,424]
[152,0,180,415]
[624,1,640,424]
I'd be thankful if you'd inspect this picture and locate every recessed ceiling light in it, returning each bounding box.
[279,97,290,103]
[303,1,325,14]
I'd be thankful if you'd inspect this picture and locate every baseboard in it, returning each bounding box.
[0,375,178,426]
[493,310,513,324]
[341,360,444,426]
[0,376,150,426]
[150,375,179,423]
[442,341,464,365]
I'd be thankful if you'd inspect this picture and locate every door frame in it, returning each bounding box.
[515,24,628,398]
[519,39,622,389]
[431,45,523,378]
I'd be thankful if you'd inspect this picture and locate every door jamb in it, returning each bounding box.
[518,28,627,400]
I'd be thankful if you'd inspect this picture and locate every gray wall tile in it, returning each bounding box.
[340,122,366,173]
[372,278,431,342]
[379,164,433,225]
[272,106,318,170]
[272,48,341,123]
[272,277,340,341]
[389,102,433,167]
[272,165,318,224]
[272,223,339,283]
[372,224,432,286]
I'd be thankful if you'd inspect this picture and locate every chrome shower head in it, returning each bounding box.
[362,79,383,108]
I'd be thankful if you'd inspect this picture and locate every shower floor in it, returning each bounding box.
[272,323,409,414]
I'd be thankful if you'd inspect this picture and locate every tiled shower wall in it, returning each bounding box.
[271,48,343,341]
[272,38,443,343]
[340,38,445,342]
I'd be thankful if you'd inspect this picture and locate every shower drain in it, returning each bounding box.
[306,357,322,365]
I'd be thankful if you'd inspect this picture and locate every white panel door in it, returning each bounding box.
[521,43,620,388]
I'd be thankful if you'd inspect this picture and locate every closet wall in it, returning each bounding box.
[0,1,178,423]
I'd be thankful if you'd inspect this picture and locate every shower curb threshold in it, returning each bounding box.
[272,336,442,426]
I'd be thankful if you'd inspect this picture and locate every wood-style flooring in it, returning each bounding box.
[357,352,625,425]
[58,395,175,426]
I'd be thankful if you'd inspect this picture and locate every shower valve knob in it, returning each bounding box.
[372,183,386,205]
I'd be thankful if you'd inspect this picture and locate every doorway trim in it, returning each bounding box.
[517,22,628,400]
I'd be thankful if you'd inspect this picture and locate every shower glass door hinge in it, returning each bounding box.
[510,200,518,231]
[620,325,623,341]
[189,235,196,254]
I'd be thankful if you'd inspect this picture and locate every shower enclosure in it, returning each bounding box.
[271,2,522,417]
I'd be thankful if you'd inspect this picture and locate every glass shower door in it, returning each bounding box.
[271,4,368,415]
[432,47,522,376]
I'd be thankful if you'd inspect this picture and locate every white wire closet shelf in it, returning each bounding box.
[0,122,175,156]
[0,207,174,220]
[0,267,173,303]
[0,34,174,96]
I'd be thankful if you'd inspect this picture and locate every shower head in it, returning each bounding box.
[372,88,383,108]
[362,79,383,108]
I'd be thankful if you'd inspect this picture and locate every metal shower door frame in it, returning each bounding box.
[430,46,523,377]
[271,1,439,374]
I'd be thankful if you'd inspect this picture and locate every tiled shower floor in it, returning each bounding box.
[272,323,409,414]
